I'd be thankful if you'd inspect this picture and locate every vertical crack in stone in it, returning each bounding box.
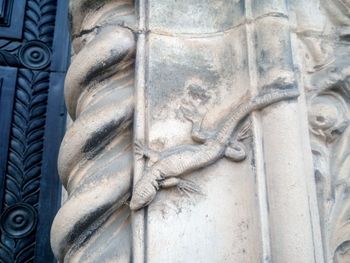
[50,1,136,262]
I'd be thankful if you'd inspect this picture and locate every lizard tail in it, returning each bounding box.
[217,86,299,144]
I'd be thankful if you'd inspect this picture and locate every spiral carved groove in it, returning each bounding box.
[51,1,136,262]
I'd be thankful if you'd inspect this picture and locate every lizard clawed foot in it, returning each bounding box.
[237,120,252,140]
[177,179,202,197]
[159,177,202,198]
[134,140,146,160]
[134,140,159,163]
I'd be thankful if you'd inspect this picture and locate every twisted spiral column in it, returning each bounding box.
[51,1,136,262]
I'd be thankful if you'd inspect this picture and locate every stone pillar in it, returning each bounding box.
[50,1,136,262]
[133,1,264,261]
[250,1,324,262]
[130,0,323,262]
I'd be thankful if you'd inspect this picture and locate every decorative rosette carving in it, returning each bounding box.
[0,203,37,239]
[19,40,51,69]
[0,0,56,69]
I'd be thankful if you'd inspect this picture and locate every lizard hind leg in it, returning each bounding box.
[180,105,210,143]
[225,120,251,162]
[225,141,247,162]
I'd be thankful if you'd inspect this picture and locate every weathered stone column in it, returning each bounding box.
[51,1,136,262]
[249,1,324,261]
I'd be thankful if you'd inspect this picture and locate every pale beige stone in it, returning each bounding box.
[51,0,350,262]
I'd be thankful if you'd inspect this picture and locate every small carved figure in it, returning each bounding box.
[130,87,300,210]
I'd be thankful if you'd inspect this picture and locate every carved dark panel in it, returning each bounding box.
[0,0,53,69]
[0,0,69,262]
[0,0,12,25]
[0,0,25,39]
[0,68,17,186]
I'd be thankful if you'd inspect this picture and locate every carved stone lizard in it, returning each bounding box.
[130,87,299,210]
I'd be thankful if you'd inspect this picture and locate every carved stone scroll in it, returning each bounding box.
[301,1,350,262]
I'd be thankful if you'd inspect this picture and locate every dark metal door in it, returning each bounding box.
[0,0,69,262]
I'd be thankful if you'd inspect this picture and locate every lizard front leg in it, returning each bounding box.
[134,140,160,164]
[180,105,211,143]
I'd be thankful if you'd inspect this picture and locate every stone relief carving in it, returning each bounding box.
[130,87,299,210]
[0,0,69,261]
[51,1,136,262]
[51,0,350,262]
[0,0,55,69]
[302,0,350,262]
[0,70,50,262]
[309,84,350,262]
[130,0,317,261]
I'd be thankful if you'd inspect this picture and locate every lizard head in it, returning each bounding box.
[130,172,159,210]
